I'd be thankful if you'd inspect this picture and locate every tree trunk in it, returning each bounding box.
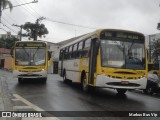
[0,1,2,23]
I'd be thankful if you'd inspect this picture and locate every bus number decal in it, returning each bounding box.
[73,62,78,67]
[82,60,88,67]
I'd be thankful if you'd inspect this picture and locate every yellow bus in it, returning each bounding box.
[58,29,148,94]
[12,41,51,83]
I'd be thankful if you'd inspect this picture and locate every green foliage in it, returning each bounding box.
[22,22,49,40]
[152,40,160,64]
[0,0,13,19]
[0,37,18,49]
[0,0,13,10]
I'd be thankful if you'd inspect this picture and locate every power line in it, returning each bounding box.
[45,17,97,29]
[2,17,19,31]
[13,0,38,20]
[12,0,97,30]
[0,28,8,32]
[12,24,23,41]
[3,0,38,10]
[0,21,29,41]
[22,0,41,17]
[1,21,18,34]
[4,12,18,24]
[17,0,40,18]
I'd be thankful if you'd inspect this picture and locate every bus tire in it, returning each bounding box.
[18,78,23,83]
[42,78,47,83]
[116,89,127,94]
[145,87,154,95]
[63,70,67,83]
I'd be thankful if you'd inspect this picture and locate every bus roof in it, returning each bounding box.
[15,41,47,44]
[59,29,144,49]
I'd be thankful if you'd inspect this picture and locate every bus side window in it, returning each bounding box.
[10,48,14,58]
[68,46,73,59]
[77,41,84,58]
[48,51,51,60]
[82,38,91,57]
[59,50,62,60]
[66,47,70,59]
[72,43,78,58]
[64,47,68,60]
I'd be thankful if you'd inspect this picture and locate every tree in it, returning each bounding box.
[0,37,18,49]
[22,18,49,41]
[151,40,160,64]
[0,0,13,22]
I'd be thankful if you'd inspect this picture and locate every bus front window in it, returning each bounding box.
[101,39,145,70]
[15,48,46,66]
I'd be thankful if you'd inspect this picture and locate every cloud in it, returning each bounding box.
[2,0,160,42]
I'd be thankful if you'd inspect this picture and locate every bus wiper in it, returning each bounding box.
[22,47,29,57]
[128,41,135,53]
[31,47,40,65]
[33,47,40,59]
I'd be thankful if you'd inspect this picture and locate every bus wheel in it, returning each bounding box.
[63,70,67,83]
[18,78,23,83]
[145,87,154,95]
[42,78,47,83]
[81,74,89,92]
[116,89,127,94]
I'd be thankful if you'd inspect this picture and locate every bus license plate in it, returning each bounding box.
[121,81,129,84]
[28,73,33,75]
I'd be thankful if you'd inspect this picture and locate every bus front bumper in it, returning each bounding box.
[13,70,47,78]
[96,74,147,89]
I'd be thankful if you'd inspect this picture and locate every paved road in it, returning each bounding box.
[0,70,160,120]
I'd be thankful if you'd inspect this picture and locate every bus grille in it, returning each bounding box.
[107,75,142,80]
[18,74,42,77]
[107,82,140,87]
[19,70,42,72]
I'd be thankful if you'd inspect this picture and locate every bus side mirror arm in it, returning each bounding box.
[10,49,14,58]
[48,51,52,60]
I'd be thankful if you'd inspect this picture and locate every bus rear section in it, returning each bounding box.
[12,41,48,83]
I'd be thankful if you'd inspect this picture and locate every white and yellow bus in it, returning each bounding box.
[12,41,51,83]
[58,29,148,94]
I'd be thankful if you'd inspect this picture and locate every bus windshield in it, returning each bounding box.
[15,48,46,66]
[101,39,145,70]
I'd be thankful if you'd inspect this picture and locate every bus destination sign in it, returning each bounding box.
[101,31,144,40]
[16,42,46,47]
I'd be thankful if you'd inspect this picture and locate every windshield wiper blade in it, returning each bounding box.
[33,47,40,59]
[22,47,29,57]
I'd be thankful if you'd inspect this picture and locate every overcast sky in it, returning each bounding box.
[0,0,160,43]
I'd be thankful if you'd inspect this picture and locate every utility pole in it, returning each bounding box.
[12,24,23,41]
[0,1,2,23]
[149,35,151,62]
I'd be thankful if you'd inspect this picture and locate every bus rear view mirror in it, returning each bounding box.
[10,49,14,58]
[48,51,51,60]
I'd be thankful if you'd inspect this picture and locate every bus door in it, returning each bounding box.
[60,50,65,76]
[53,61,58,74]
[88,37,99,85]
